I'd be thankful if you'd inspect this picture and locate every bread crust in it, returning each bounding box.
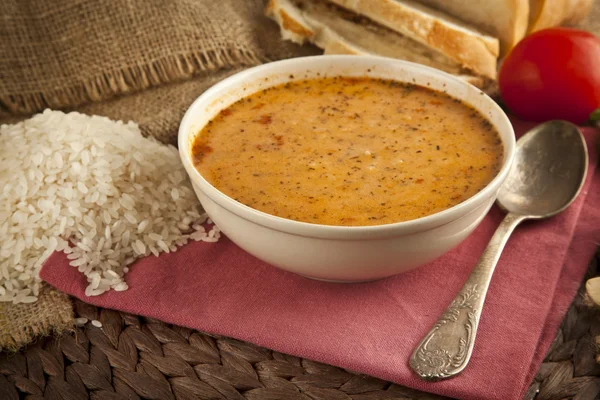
[413,0,529,55]
[265,0,314,44]
[328,0,498,79]
[265,0,488,88]
[528,0,594,33]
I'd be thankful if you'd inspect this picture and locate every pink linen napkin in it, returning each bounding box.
[41,122,599,400]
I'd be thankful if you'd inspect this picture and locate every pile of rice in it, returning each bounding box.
[0,110,219,304]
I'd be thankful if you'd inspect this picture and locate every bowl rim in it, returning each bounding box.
[178,55,516,239]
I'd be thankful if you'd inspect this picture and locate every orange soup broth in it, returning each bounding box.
[192,77,503,226]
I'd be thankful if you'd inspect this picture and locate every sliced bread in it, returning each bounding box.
[265,0,486,88]
[327,0,498,79]
[413,0,529,55]
[528,0,594,33]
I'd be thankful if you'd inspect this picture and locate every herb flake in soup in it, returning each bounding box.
[192,77,503,226]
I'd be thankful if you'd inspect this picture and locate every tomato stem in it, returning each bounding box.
[590,108,600,121]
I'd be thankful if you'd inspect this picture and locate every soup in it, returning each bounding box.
[192,77,503,226]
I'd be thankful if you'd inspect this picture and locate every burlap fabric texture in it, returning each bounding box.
[0,0,319,140]
[0,283,73,352]
[0,0,317,351]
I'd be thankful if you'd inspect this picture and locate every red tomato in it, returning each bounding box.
[499,28,600,124]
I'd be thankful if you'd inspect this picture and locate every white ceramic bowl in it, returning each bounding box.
[179,55,515,282]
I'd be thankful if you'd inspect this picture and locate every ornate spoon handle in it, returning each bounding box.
[409,212,525,381]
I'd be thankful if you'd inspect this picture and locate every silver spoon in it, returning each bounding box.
[409,120,589,381]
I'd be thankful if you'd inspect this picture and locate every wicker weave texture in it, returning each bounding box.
[1,254,599,400]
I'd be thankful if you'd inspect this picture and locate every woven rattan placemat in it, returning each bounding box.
[2,251,598,400]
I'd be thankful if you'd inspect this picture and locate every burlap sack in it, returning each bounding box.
[0,0,316,352]
[0,0,316,116]
[0,284,73,352]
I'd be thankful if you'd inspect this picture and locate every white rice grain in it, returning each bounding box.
[0,110,218,303]
[114,282,129,291]
[20,296,38,304]
[137,219,149,233]
[91,320,103,328]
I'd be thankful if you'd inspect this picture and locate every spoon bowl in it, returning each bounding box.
[411,120,588,381]
[497,120,588,218]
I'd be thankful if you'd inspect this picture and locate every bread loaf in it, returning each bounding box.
[412,0,529,55]
[528,0,594,33]
[327,0,499,79]
[265,0,487,87]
